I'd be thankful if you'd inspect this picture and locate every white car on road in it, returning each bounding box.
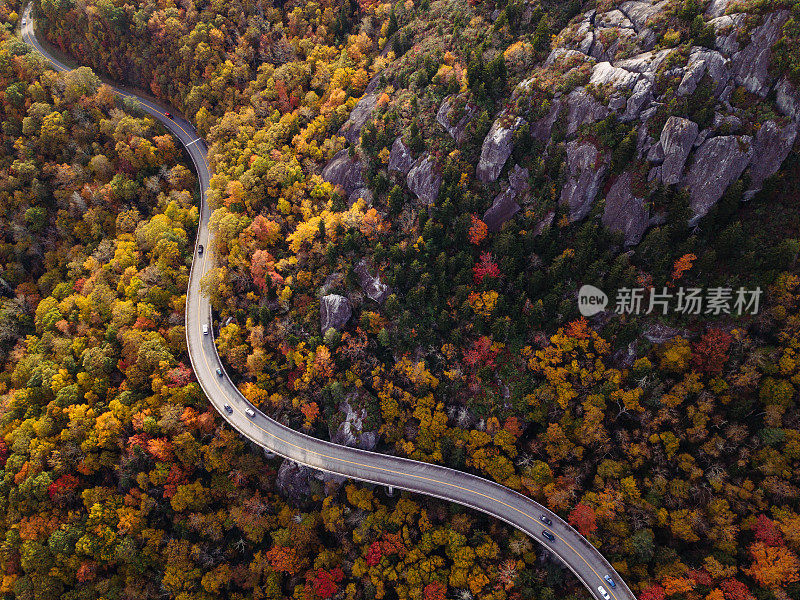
[598,586,611,600]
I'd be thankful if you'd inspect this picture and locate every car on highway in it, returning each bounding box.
[202,324,208,335]
[542,530,555,542]
[539,514,552,526]
[165,112,173,119]
[245,408,255,418]
[198,244,203,254]
[604,576,616,588]
[216,367,223,377]
[21,18,26,25]
[223,403,233,414]
[598,586,611,600]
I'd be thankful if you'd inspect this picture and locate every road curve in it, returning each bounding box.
[22,10,636,600]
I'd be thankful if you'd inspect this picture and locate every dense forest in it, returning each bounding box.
[0,0,799,597]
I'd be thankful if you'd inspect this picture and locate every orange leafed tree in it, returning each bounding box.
[670,253,697,283]
[744,542,800,590]
[468,215,488,245]
[266,545,302,575]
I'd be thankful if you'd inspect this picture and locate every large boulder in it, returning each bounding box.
[320,294,352,332]
[388,137,414,174]
[339,92,378,145]
[565,88,609,136]
[602,171,649,246]
[348,187,374,207]
[677,47,731,97]
[476,115,524,183]
[684,135,753,222]
[746,121,797,198]
[659,117,699,185]
[483,186,522,233]
[354,259,390,304]
[531,98,562,143]
[620,0,670,30]
[407,154,442,204]
[589,61,642,90]
[622,78,654,121]
[560,141,609,221]
[730,10,788,97]
[437,95,477,143]
[775,77,800,122]
[321,149,365,194]
[276,460,312,500]
[330,399,379,450]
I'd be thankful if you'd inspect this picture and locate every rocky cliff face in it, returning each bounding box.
[326,0,798,247]
[478,0,800,242]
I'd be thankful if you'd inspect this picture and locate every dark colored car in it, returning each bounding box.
[198,244,203,255]
[165,112,173,119]
[216,367,223,377]
[540,514,553,526]
[542,530,555,542]
[223,403,233,414]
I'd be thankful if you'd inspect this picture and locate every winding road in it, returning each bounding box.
[22,9,637,600]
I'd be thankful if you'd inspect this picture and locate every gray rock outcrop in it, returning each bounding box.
[561,141,609,221]
[602,171,649,246]
[339,92,378,145]
[531,99,562,143]
[776,77,800,122]
[746,121,797,197]
[677,47,731,97]
[330,400,378,450]
[483,186,522,233]
[476,115,524,182]
[407,154,442,204]
[684,135,753,222]
[354,259,390,304]
[321,149,364,194]
[388,137,414,174]
[565,89,609,136]
[730,10,788,97]
[276,460,312,499]
[320,294,352,332]
[348,187,374,207]
[660,117,699,185]
[437,96,477,143]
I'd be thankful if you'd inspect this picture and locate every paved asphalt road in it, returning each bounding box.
[22,9,637,600]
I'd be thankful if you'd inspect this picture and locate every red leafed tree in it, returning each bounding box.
[366,541,383,566]
[165,362,193,387]
[250,249,277,293]
[48,474,80,500]
[691,328,733,376]
[0,439,8,467]
[568,503,598,536]
[473,252,501,284]
[463,336,498,369]
[753,514,783,547]
[76,561,97,583]
[423,582,447,600]
[720,579,755,600]
[639,585,666,600]
[310,567,344,599]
